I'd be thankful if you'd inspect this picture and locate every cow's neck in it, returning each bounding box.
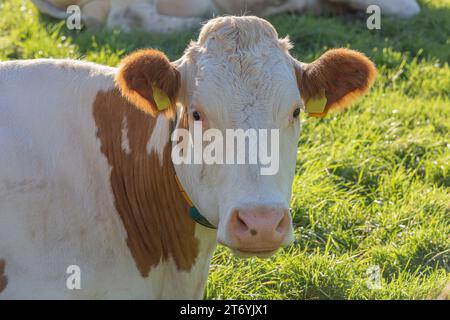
[92,88,214,279]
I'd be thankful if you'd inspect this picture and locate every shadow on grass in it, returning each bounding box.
[269,0,450,63]
[34,0,449,63]
[374,241,450,280]
[36,13,196,61]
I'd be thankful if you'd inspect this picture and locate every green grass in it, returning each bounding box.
[1,0,449,299]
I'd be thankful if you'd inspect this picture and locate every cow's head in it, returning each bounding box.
[116,16,376,258]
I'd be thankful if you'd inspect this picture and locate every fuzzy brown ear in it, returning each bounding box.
[116,49,180,118]
[295,48,377,117]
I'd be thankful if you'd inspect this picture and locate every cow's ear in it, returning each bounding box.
[116,49,180,118]
[295,48,376,117]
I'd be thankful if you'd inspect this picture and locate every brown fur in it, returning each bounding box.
[297,48,377,117]
[115,49,180,119]
[92,88,198,277]
[0,259,7,293]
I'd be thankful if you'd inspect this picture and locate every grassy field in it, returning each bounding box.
[1,0,449,299]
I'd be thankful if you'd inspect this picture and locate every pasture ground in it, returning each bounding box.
[0,0,449,299]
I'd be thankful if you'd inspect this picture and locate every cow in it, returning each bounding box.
[0,16,376,299]
[32,0,421,33]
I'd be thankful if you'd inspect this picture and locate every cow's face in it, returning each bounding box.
[116,16,376,257]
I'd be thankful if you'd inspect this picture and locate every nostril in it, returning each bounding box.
[275,211,289,234]
[234,211,249,233]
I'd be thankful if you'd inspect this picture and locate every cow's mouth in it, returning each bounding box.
[230,248,280,259]
[218,240,282,258]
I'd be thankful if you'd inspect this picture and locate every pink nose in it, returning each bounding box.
[229,206,290,252]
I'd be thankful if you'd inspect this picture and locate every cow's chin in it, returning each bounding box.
[229,248,280,259]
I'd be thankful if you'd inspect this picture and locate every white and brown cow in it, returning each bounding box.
[32,0,421,33]
[0,16,376,299]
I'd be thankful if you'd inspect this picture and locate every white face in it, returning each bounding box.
[173,31,301,257]
[116,16,375,259]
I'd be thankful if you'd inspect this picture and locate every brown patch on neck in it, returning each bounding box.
[92,88,198,277]
[0,259,7,293]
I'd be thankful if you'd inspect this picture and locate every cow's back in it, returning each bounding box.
[0,60,146,298]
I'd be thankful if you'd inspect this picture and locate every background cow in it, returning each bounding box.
[32,0,421,33]
[0,16,375,299]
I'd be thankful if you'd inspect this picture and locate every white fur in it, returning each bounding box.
[329,0,420,18]
[1,16,372,299]
[147,114,171,164]
[121,116,131,154]
[173,16,300,249]
[32,0,420,33]
[0,17,305,299]
[0,59,216,299]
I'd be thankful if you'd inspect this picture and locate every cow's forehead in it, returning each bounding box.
[191,49,299,126]
[184,16,299,125]
[193,16,292,68]
[197,16,283,50]
[195,50,297,105]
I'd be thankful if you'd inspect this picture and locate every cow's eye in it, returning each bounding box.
[292,107,301,118]
[192,111,202,121]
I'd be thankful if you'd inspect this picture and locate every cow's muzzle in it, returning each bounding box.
[223,206,291,256]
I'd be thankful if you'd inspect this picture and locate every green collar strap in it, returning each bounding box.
[160,86,215,230]
[189,206,217,229]
[174,175,217,229]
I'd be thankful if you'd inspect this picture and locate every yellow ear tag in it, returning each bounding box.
[151,84,171,111]
[305,90,327,114]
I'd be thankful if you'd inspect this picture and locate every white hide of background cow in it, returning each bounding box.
[32,0,421,33]
[0,16,376,299]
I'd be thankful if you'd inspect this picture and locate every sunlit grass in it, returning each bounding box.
[0,0,448,299]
